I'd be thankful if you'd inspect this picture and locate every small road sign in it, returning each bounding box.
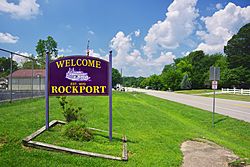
[210,67,220,81]
[212,81,218,90]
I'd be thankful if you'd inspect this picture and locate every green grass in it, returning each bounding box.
[202,93,250,102]
[175,89,214,94]
[0,92,249,166]
[36,124,123,157]
[175,89,250,102]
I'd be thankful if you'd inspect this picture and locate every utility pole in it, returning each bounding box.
[86,40,90,56]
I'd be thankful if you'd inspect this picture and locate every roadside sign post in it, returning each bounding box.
[109,51,112,141]
[10,53,13,103]
[45,52,49,130]
[210,66,220,127]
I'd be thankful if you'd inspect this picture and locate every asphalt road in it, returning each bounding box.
[128,88,250,123]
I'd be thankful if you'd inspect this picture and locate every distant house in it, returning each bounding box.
[8,69,45,91]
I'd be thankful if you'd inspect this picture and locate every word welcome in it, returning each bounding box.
[51,85,107,94]
[56,58,101,69]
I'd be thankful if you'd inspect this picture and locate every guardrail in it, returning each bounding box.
[221,88,250,95]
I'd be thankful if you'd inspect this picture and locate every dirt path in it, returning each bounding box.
[181,140,239,167]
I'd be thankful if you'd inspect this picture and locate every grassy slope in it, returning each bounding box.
[175,89,250,102]
[175,89,214,94]
[202,94,250,102]
[0,92,249,167]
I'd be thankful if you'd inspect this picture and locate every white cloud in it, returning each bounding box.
[13,52,32,65]
[110,31,175,76]
[143,0,199,57]
[215,3,223,10]
[58,47,72,54]
[0,0,40,19]
[153,52,175,65]
[88,30,95,35]
[196,2,250,54]
[88,49,105,59]
[110,31,132,54]
[181,51,190,57]
[134,29,140,37]
[0,32,19,43]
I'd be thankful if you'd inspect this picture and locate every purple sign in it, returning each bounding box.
[49,56,109,96]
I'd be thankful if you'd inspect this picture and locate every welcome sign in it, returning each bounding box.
[49,56,109,96]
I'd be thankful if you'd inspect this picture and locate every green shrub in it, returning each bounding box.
[58,96,85,122]
[63,121,93,142]
[228,158,248,167]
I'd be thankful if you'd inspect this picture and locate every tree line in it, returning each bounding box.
[1,23,249,89]
[123,23,250,90]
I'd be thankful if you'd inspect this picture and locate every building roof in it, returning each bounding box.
[9,69,45,78]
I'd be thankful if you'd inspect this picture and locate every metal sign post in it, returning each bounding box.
[210,66,220,127]
[10,53,13,103]
[109,51,113,141]
[212,68,216,128]
[45,52,49,130]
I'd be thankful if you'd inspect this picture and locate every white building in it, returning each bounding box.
[8,69,45,90]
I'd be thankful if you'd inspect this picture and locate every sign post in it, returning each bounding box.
[209,66,220,127]
[45,52,49,130]
[109,51,112,141]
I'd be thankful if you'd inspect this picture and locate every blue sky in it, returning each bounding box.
[0,0,249,76]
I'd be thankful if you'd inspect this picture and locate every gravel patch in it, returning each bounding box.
[181,140,239,167]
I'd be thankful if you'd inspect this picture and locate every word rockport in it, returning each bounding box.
[50,85,107,94]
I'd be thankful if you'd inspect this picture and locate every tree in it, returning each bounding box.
[162,64,174,74]
[161,66,182,91]
[186,50,207,89]
[36,36,58,68]
[112,68,122,88]
[148,75,164,90]
[185,51,223,89]
[176,59,192,76]
[123,76,145,88]
[223,67,250,88]
[140,77,149,88]
[140,75,164,90]
[213,55,229,88]
[22,60,40,69]
[224,23,250,70]
[0,57,18,77]
[180,74,191,90]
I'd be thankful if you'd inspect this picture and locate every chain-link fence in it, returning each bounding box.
[0,48,44,102]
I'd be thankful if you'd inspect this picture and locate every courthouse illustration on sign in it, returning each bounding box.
[66,68,91,82]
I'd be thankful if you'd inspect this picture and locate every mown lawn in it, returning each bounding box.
[0,91,249,166]
[202,93,250,102]
[175,89,215,95]
[175,89,250,102]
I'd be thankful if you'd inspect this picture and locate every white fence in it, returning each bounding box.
[221,88,250,95]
